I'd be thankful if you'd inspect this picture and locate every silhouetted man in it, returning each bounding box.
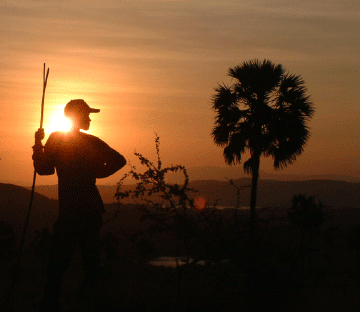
[32,99,126,311]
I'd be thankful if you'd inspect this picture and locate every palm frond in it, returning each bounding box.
[229,59,284,97]
[212,84,237,110]
[277,73,315,118]
[212,124,231,146]
[211,59,314,173]
[266,116,311,169]
[223,131,248,165]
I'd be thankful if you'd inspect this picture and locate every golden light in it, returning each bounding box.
[194,196,207,210]
[46,108,71,133]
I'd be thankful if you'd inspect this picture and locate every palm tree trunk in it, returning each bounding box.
[249,153,260,237]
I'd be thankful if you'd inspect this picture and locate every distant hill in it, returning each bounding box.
[0,183,58,246]
[183,166,360,183]
[2,180,360,253]
[189,178,360,208]
[29,179,360,208]
[32,184,120,203]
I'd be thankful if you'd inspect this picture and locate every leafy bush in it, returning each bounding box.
[115,137,303,311]
[115,136,228,265]
[288,194,324,231]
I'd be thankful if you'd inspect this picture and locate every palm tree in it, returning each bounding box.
[212,59,314,235]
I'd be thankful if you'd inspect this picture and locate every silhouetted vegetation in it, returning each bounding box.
[114,137,335,311]
[289,194,325,230]
[211,59,315,235]
[115,136,229,266]
[2,179,360,310]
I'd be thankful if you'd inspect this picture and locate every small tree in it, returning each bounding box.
[289,194,324,231]
[115,136,234,265]
[115,136,198,262]
[212,59,314,235]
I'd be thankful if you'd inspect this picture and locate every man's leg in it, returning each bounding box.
[43,218,75,311]
[76,214,102,302]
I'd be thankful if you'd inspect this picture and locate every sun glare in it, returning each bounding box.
[46,109,71,133]
[194,196,207,210]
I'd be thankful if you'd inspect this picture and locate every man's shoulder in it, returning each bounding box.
[47,131,65,143]
[80,132,97,138]
[45,131,68,150]
[80,132,108,147]
[50,131,99,141]
[80,132,101,142]
[50,130,70,137]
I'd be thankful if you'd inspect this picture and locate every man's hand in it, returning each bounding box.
[32,129,55,175]
[35,128,45,146]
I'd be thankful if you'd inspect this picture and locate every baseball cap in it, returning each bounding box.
[64,99,100,117]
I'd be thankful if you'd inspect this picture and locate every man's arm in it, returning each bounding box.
[94,147,126,179]
[32,129,55,175]
[91,136,126,179]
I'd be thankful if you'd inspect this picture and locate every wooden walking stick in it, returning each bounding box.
[4,63,50,310]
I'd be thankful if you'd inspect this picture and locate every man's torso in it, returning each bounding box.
[45,131,106,216]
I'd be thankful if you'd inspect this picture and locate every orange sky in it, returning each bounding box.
[1,0,359,186]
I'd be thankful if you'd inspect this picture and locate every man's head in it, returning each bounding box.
[64,99,100,131]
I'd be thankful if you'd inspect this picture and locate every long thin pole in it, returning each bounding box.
[4,64,50,310]
[21,64,49,258]
[40,64,50,128]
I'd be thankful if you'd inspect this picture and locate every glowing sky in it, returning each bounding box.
[0,0,359,185]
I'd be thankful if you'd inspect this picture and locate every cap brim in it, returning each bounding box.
[89,108,100,113]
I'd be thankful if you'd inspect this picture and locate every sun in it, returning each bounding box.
[46,109,71,133]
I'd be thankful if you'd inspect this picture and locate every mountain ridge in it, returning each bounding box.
[1,180,359,247]
[184,166,360,183]
[18,167,360,187]
[20,178,360,208]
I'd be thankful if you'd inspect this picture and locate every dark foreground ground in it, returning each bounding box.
[2,206,360,312]
[2,252,360,312]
